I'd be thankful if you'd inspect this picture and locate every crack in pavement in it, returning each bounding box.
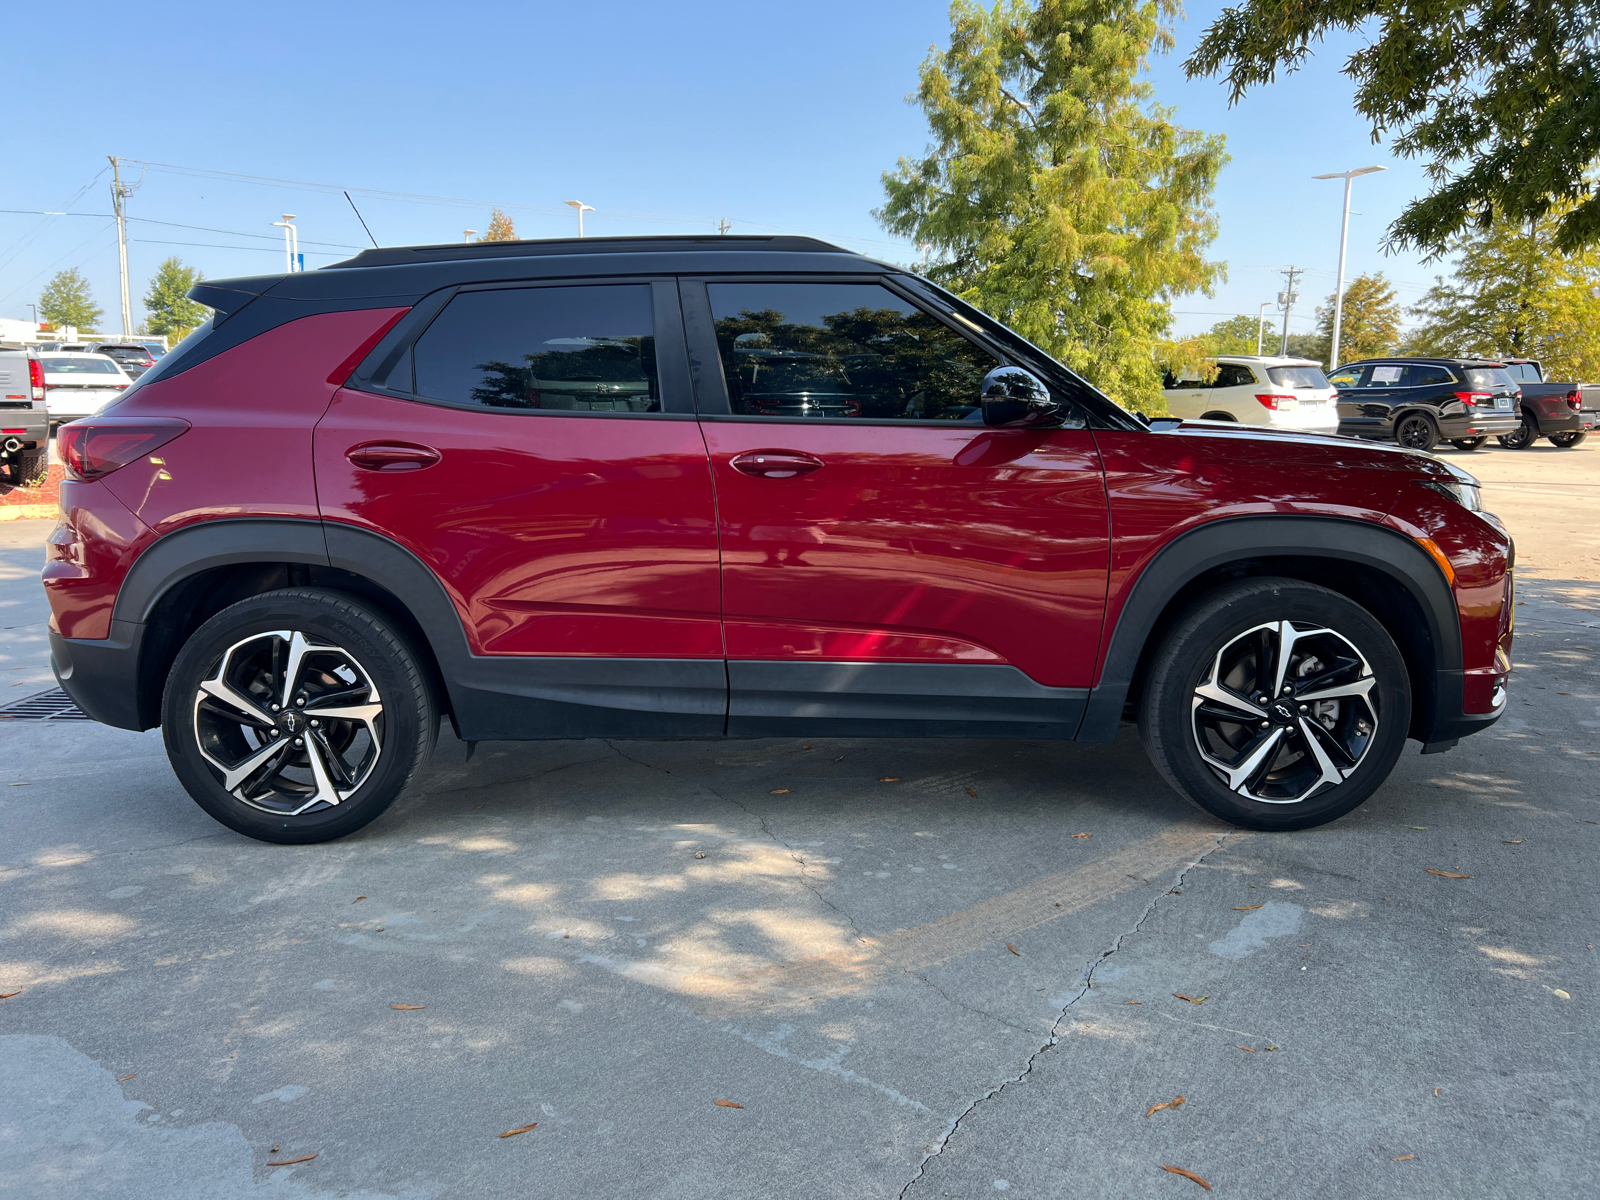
[895,829,1234,1199]
[602,739,672,774]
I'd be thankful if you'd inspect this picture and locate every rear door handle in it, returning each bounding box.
[346,442,441,472]
[729,450,824,479]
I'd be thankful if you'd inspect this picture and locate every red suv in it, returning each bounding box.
[42,236,1514,843]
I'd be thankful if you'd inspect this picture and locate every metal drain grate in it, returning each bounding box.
[0,688,91,721]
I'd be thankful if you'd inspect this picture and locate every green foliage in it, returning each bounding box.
[878,0,1227,411]
[1184,0,1600,256]
[1313,272,1400,366]
[478,209,517,242]
[1406,210,1600,380]
[38,268,102,331]
[142,258,209,344]
[1206,313,1269,355]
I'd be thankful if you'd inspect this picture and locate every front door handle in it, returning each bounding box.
[346,442,442,472]
[729,450,824,479]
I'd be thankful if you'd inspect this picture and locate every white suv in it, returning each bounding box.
[38,352,133,425]
[1163,355,1338,434]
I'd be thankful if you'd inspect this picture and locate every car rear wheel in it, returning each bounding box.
[1497,416,1538,449]
[6,450,47,488]
[1200,411,1237,422]
[1138,578,1410,831]
[162,589,435,844]
[1394,413,1439,452]
[1447,437,1487,452]
[1549,431,1587,448]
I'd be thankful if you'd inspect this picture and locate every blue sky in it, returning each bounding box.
[0,0,1437,341]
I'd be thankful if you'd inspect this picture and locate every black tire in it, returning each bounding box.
[162,588,435,844]
[1448,437,1487,452]
[1138,578,1411,831]
[1393,412,1439,452]
[1497,414,1538,449]
[6,450,47,488]
[1549,431,1587,448]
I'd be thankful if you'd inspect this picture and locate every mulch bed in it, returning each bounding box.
[0,464,63,516]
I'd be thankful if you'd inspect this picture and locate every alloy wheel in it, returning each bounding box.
[192,630,385,816]
[1395,415,1436,450]
[1190,620,1379,804]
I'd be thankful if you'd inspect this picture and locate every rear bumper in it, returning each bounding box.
[0,409,48,449]
[51,621,150,731]
[1441,412,1519,438]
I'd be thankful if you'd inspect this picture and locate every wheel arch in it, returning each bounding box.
[1078,516,1459,745]
[121,519,462,731]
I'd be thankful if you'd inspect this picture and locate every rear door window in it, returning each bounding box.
[706,281,997,420]
[1404,365,1456,386]
[1213,363,1258,388]
[1365,364,1407,387]
[413,285,663,413]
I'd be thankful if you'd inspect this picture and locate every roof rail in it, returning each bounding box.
[326,233,855,270]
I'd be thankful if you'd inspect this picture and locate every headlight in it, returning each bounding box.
[1420,479,1483,512]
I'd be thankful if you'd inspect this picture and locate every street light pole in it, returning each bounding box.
[464,230,478,243]
[271,215,298,273]
[1257,302,1271,356]
[564,200,595,238]
[1312,165,1387,369]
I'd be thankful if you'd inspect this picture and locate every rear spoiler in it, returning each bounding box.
[188,278,278,325]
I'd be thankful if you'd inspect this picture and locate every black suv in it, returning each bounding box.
[1329,358,1521,451]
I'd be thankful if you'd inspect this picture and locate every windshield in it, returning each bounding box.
[1464,367,1516,389]
[42,357,121,375]
[1267,366,1329,389]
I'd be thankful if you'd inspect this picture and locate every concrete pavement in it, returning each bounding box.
[0,440,1595,1198]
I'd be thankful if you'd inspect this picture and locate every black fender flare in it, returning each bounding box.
[1076,515,1461,742]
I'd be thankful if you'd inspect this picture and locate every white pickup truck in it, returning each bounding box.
[0,350,50,486]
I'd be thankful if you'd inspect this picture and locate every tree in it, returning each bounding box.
[1206,313,1269,355]
[1184,0,1600,256]
[1405,210,1600,380]
[478,209,518,242]
[143,258,209,344]
[1311,272,1400,366]
[878,0,1227,410]
[39,268,102,331]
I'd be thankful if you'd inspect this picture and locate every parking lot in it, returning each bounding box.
[1,441,1595,1199]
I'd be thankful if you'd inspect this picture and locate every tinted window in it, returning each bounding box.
[414,285,661,413]
[101,347,152,363]
[42,356,121,374]
[707,282,997,420]
[1267,366,1329,389]
[1464,366,1516,390]
[1405,365,1456,386]
[1365,364,1408,387]
[1213,363,1258,388]
[1504,362,1540,382]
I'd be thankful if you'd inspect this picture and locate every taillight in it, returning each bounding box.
[28,359,44,402]
[1255,393,1295,410]
[1453,391,1492,407]
[58,417,189,482]
[1567,388,1582,411]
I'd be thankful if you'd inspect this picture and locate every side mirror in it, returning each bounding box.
[981,366,1061,428]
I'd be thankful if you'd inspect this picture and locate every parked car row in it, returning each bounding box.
[1165,353,1596,453]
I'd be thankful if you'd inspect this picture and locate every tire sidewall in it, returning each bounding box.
[162,589,431,844]
[1141,580,1411,831]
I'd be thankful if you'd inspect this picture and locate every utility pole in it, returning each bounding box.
[716,218,732,236]
[108,155,134,336]
[1277,266,1303,357]
[1257,302,1271,356]
[1312,166,1387,368]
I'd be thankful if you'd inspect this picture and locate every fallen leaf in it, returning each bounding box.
[1173,993,1208,1005]
[1425,868,1472,879]
[714,1100,743,1108]
[1265,1044,1279,1051]
[1073,832,1092,839]
[0,991,21,999]
[1236,1045,1256,1053]
[879,777,901,782]
[391,1004,425,1010]
[801,744,811,749]
[1558,692,1572,696]
[694,851,707,858]
[1503,839,1524,844]
[352,896,366,903]
[1007,943,1020,956]
[1393,1154,1415,1162]
[1433,1088,1440,1097]
[769,788,792,794]
[1409,826,1427,830]
[1159,1164,1211,1190]
[117,1073,136,1082]
[498,1123,538,1138]
[1233,903,1264,911]
[267,1153,317,1167]
[966,788,977,798]
[1553,989,1571,999]
[1145,1095,1186,1117]
[1124,1000,1142,1005]
[270,1145,280,1154]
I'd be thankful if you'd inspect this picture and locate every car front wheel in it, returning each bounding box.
[1139,579,1411,831]
[162,589,435,844]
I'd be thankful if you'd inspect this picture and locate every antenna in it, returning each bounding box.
[344,191,379,247]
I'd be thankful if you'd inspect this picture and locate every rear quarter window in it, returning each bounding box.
[1267,366,1329,388]
[1404,365,1456,386]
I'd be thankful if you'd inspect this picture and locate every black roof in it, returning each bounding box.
[1338,355,1507,367]
[327,233,849,270]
